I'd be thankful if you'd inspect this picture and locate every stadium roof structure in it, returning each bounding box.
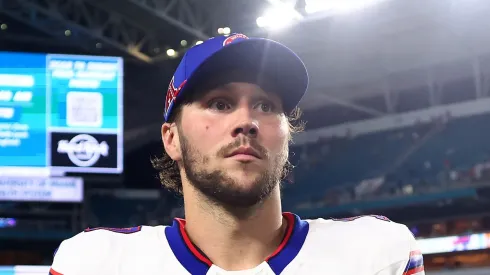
[271,0,490,126]
[2,0,490,102]
[0,0,271,62]
[2,0,490,151]
[130,0,490,142]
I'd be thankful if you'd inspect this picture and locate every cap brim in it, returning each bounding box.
[183,38,309,113]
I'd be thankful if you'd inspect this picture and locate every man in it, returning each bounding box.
[50,33,424,275]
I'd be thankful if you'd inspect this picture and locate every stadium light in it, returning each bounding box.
[181,40,188,47]
[195,40,203,45]
[257,0,302,30]
[217,27,231,35]
[305,0,387,15]
[64,30,71,36]
[0,24,7,31]
[256,6,301,30]
[166,49,176,57]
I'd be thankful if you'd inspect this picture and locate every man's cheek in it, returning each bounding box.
[277,120,290,139]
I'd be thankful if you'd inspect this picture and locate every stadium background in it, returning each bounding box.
[1,0,490,274]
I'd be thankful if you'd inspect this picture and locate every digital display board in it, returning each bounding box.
[418,232,490,255]
[0,176,83,203]
[0,52,123,175]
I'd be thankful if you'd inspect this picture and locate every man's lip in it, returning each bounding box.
[227,147,261,159]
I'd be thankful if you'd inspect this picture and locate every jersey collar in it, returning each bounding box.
[164,212,309,275]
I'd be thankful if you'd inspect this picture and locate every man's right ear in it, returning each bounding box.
[161,123,182,161]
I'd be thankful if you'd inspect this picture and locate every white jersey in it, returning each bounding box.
[50,213,424,275]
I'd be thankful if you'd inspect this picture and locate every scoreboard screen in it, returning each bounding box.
[0,52,123,175]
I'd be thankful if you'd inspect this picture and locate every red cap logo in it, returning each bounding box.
[165,77,187,117]
[223,33,249,46]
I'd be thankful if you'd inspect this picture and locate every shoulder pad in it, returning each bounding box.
[50,229,114,275]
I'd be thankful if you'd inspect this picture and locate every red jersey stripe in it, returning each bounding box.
[404,266,425,275]
[49,268,64,275]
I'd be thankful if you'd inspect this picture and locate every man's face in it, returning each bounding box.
[176,80,289,208]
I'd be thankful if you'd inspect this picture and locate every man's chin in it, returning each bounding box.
[202,181,276,209]
[226,169,265,180]
[184,164,279,209]
[210,190,267,209]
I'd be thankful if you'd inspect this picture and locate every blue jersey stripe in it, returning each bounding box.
[165,213,309,275]
[165,221,210,275]
[268,213,309,274]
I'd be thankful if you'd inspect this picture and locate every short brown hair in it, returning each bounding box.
[151,106,305,195]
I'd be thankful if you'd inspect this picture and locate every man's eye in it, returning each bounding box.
[209,99,231,111]
[256,102,274,112]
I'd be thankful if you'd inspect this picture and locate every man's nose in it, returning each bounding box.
[231,108,259,138]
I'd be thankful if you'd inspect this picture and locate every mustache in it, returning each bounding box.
[217,136,268,159]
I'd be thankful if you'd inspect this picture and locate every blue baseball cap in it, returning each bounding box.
[164,33,309,122]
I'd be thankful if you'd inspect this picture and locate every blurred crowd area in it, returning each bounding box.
[284,112,490,211]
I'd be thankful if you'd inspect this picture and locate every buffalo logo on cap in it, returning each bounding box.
[165,77,187,117]
[223,33,249,46]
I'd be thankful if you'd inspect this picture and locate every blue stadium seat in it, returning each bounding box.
[283,126,429,204]
[394,114,490,182]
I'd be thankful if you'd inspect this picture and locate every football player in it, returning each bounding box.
[50,33,424,275]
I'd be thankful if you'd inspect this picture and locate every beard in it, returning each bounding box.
[179,129,287,210]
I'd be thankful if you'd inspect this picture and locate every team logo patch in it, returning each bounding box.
[331,215,391,222]
[223,33,249,46]
[165,77,187,117]
[84,226,142,234]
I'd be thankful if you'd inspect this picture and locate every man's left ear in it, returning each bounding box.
[161,123,182,161]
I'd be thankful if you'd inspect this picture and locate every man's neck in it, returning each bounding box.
[182,186,286,271]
